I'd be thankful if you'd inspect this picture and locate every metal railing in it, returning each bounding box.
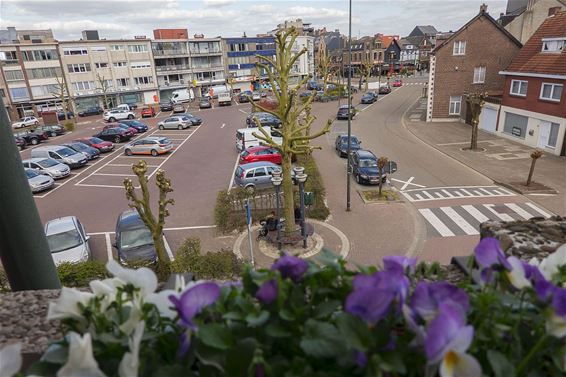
[156,64,190,71]
[153,49,188,56]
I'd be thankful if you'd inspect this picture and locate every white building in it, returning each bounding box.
[292,36,315,80]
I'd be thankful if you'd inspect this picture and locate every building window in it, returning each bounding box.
[449,96,462,115]
[91,46,107,52]
[9,87,29,100]
[67,63,91,73]
[21,49,58,61]
[113,61,127,68]
[503,112,528,138]
[128,45,148,53]
[73,81,95,91]
[31,84,59,97]
[540,83,563,101]
[0,89,5,97]
[134,76,153,85]
[63,48,88,56]
[547,122,560,148]
[117,78,129,87]
[27,67,62,79]
[95,62,108,69]
[473,66,486,84]
[453,41,466,55]
[541,38,565,53]
[131,61,151,69]
[110,45,124,51]
[510,80,528,96]
[4,70,24,81]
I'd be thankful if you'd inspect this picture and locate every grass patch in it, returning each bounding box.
[360,189,399,202]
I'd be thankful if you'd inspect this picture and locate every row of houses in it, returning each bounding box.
[426,1,566,157]
[0,27,315,121]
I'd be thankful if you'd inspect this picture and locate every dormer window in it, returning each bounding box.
[541,38,565,53]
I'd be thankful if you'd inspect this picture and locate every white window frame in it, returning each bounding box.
[113,61,127,68]
[110,45,124,51]
[449,96,462,115]
[63,48,88,56]
[134,76,153,85]
[73,81,95,91]
[453,41,466,55]
[128,45,148,53]
[131,61,151,69]
[541,38,565,53]
[95,62,108,69]
[540,83,563,101]
[117,78,129,87]
[90,46,107,52]
[473,66,486,84]
[510,80,528,96]
[67,63,91,73]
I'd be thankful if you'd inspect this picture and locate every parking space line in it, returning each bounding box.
[228,154,240,192]
[163,236,175,261]
[165,225,216,231]
[238,109,248,115]
[114,155,167,159]
[155,111,161,117]
[92,173,137,177]
[105,233,113,261]
[221,123,226,129]
[77,183,131,189]
[107,163,160,167]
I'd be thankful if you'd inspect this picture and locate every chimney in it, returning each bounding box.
[81,30,99,40]
[479,3,488,13]
[548,7,561,17]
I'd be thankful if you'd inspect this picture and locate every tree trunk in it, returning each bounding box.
[281,153,296,236]
[526,158,537,186]
[152,234,171,281]
[470,120,478,150]
[364,72,369,92]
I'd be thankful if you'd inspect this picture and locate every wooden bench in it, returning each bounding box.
[266,222,315,245]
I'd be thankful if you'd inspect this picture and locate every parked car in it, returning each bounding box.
[172,103,185,113]
[119,119,149,133]
[157,116,190,130]
[57,111,74,120]
[45,216,91,264]
[140,106,156,118]
[236,127,283,151]
[93,127,132,143]
[115,103,137,111]
[307,81,322,91]
[159,101,174,112]
[14,136,26,151]
[62,142,100,160]
[237,91,252,103]
[246,112,282,128]
[103,109,135,122]
[240,146,282,165]
[378,85,392,95]
[335,134,362,157]
[234,161,283,191]
[126,103,138,110]
[25,169,55,193]
[13,130,43,146]
[336,105,357,120]
[218,92,232,106]
[74,137,114,153]
[12,116,39,129]
[252,92,261,101]
[392,79,403,87]
[31,145,88,169]
[349,149,386,185]
[115,209,157,266]
[78,106,103,117]
[199,97,212,109]
[180,113,202,126]
[38,124,65,137]
[361,92,377,104]
[23,157,71,179]
[103,123,137,137]
[124,137,173,156]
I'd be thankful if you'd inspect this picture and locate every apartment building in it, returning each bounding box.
[223,36,276,91]
[291,35,315,81]
[59,31,158,110]
[188,36,225,96]
[0,27,67,120]
[152,29,192,100]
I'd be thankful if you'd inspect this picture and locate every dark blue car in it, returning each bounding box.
[349,149,386,185]
[62,142,100,160]
[119,119,149,133]
[115,209,157,266]
[335,134,362,157]
[361,92,378,104]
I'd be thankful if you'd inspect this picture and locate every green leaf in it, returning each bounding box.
[25,361,60,377]
[488,350,516,377]
[153,365,191,377]
[314,300,341,319]
[279,307,296,321]
[40,344,68,364]
[299,319,344,358]
[335,313,371,351]
[197,323,235,350]
[226,338,257,376]
[223,311,244,321]
[246,311,270,327]
[265,321,292,338]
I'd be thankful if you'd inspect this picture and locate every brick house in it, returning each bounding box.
[497,10,566,156]
[426,5,523,123]
[501,0,565,44]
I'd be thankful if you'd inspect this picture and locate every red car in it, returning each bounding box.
[73,137,114,153]
[103,122,137,136]
[392,79,403,87]
[141,106,155,118]
[240,146,282,165]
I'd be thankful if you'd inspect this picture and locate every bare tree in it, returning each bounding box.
[250,27,332,236]
[96,73,111,110]
[51,76,71,122]
[317,53,332,95]
[123,161,174,280]
[360,58,373,92]
[465,92,487,150]
[526,150,543,187]
[377,156,389,197]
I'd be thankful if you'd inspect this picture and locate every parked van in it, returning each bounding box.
[206,85,229,99]
[236,127,282,152]
[218,92,232,106]
[31,145,88,169]
[170,89,195,104]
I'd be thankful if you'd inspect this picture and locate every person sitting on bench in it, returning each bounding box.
[265,211,279,231]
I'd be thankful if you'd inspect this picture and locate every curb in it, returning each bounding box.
[495,181,559,195]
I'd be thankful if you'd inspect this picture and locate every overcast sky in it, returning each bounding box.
[0,0,508,40]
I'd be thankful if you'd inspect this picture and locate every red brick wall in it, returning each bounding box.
[501,75,566,118]
[153,29,188,40]
[432,15,521,119]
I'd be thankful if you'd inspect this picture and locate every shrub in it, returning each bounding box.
[56,260,109,287]
[297,153,330,220]
[214,189,247,234]
[171,237,243,280]
[63,121,74,132]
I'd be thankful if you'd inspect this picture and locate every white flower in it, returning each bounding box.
[47,287,94,321]
[440,350,482,377]
[546,312,566,338]
[57,333,106,377]
[106,260,158,297]
[0,343,22,377]
[119,321,145,377]
[505,256,531,290]
[145,289,177,319]
[119,304,142,336]
[89,278,123,311]
[540,244,566,281]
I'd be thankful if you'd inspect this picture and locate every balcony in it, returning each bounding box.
[155,64,191,72]
[153,49,188,57]
[189,49,223,56]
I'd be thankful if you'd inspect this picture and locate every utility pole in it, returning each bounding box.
[0,97,60,290]
[346,0,352,212]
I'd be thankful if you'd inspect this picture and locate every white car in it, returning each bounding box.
[12,116,39,129]
[103,109,135,122]
[252,92,261,101]
[45,216,91,265]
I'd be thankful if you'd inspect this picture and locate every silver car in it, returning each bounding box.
[45,216,91,265]
[25,169,55,193]
[157,116,190,130]
[22,158,70,179]
[233,161,282,191]
[124,137,173,156]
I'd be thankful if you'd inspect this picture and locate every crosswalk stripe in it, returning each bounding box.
[415,193,425,200]
[505,203,532,220]
[419,208,455,237]
[441,189,455,198]
[422,191,434,199]
[461,205,490,223]
[453,190,464,197]
[460,188,474,196]
[440,207,479,235]
[482,204,514,221]
[479,188,493,195]
[524,202,552,218]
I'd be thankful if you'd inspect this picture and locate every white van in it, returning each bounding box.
[170,89,195,104]
[218,92,232,106]
[236,127,283,151]
[31,145,88,169]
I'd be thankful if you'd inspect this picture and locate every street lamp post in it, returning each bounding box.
[294,167,308,249]
[346,0,352,212]
[271,169,283,250]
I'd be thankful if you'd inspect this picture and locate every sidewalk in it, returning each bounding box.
[405,99,566,216]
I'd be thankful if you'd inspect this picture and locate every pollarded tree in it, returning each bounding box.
[250,27,332,236]
[360,58,373,92]
[465,92,488,150]
[51,76,73,122]
[317,53,332,95]
[96,73,111,110]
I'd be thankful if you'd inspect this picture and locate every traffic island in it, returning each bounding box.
[358,189,403,204]
[496,180,558,195]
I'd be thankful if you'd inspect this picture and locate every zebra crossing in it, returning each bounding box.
[401,186,515,202]
[420,202,552,238]
[403,82,426,86]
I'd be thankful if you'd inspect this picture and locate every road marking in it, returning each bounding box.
[419,208,455,237]
[524,202,552,218]
[155,111,161,117]
[422,191,434,199]
[400,176,415,190]
[221,123,226,129]
[439,207,478,235]
[105,233,113,261]
[163,236,175,261]
[392,177,426,189]
[228,154,240,192]
[505,203,533,220]
[92,173,137,177]
[163,225,217,231]
[441,189,455,198]
[461,205,490,223]
[75,183,129,189]
[415,194,424,200]
[107,163,160,167]
[483,204,514,221]
[238,109,248,115]
[402,185,510,192]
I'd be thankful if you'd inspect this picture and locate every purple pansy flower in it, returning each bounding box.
[272,253,308,282]
[353,270,410,305]
[256,279,278,305]
[383,255,417,275]
[553,287,566,317]
[345,287,395,324]
[355,351,368,367]
[410,282,470,322]
[474,238,512,270]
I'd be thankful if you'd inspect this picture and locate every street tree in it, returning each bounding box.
[317,53,332,95]
[123,160,174,280]
[377,156,389,197]
[51,76,72,123]
[250,27,332,236]
[526,150,543,187]
[465,92,487,150]
[96,73,111,110]
[360,58,373,92]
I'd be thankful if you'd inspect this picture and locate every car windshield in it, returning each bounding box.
[47,229,82,253]
[58,147,78,157]
[120,227,154,250]
[236,166,244,177]
[341,137,358,144]
[241,150,250,157]
[90,137,103,143]
[70,143,87,151]
[26,170,39,178]
[37,159,59,168]
[157,138,170,144]
[359,158,378,168]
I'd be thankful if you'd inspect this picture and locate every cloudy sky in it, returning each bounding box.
[0,0,508,40]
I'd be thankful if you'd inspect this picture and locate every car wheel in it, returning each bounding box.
[34,121,39,125]
[159,125,164,130]
[151,149,158,157]
[245,185,255,194]
[51,132,57,137]
[30,138,39,145]
[178,125,182,130]
[109,117,116,122]
[125,149,132,156]
[356,174,361,184]
[114,136,121,143]
[127,115,134,119]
